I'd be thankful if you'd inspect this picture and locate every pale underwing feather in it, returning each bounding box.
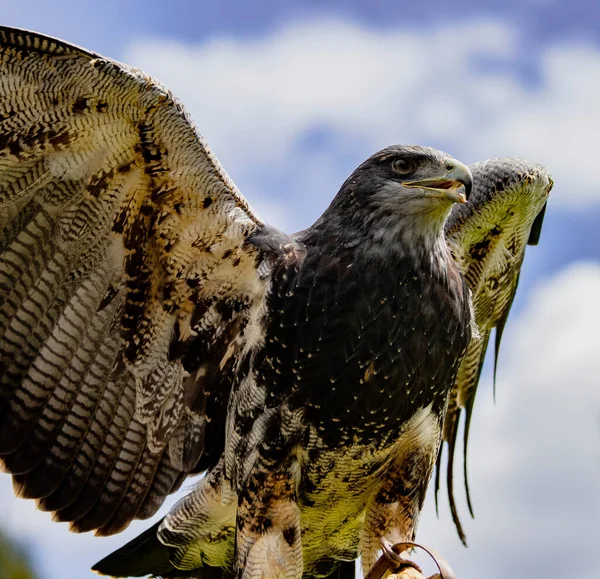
[0,26,554,579]
[0,25,273,535]
[439,158,553,543]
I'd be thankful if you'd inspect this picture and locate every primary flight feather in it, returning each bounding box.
[0,26,552,579]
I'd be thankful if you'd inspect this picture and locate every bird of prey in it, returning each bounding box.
[0,26,551,579]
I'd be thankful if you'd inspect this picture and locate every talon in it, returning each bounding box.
[364,539,455,579]
[380,538,423,574]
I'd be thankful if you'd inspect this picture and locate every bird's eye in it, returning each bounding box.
[391,158,416,176]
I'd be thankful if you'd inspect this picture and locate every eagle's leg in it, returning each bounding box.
[360,473,427,577]
[235,453,303,579]
[366,540,455,579]
[360,411,441,578]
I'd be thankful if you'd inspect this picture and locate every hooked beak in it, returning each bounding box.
[403,160,472,204]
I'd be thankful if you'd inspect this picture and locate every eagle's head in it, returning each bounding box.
[349,144,472,213]
[314,145,473,257]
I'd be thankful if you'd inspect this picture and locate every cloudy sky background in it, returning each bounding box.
[0,1,599,578]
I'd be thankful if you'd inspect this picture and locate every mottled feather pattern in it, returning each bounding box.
[360,406,441,576]
[178,210,470,576]
[135,150,474,578]
[0,26,275,536]
[439,158,552,543]
[160,463,237,570]
[0,26,553,579]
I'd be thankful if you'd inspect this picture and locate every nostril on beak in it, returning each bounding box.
[445,162,455,172]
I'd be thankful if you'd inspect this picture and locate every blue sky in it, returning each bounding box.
[0,1,599,579]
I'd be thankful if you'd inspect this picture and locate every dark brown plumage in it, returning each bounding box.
[0,26,552,579]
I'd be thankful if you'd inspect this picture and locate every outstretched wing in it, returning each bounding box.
[438,158,553,544]
[0,27,279,536]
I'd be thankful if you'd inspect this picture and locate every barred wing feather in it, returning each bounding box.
[438,158,553,544]
[0,26,271,537]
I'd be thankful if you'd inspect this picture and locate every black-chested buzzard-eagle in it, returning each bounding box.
[0,26,552,579]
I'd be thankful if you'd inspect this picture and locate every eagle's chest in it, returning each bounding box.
[263,251,470,448]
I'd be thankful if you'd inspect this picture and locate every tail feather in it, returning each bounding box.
[334,561,356,579]
[92,521,178,578]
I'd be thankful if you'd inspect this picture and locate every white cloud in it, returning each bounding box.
[0,474,187,579]
[2,263,598,579]
[419,262,600,579]
[1,17,599,579]
[125,18,600,218]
